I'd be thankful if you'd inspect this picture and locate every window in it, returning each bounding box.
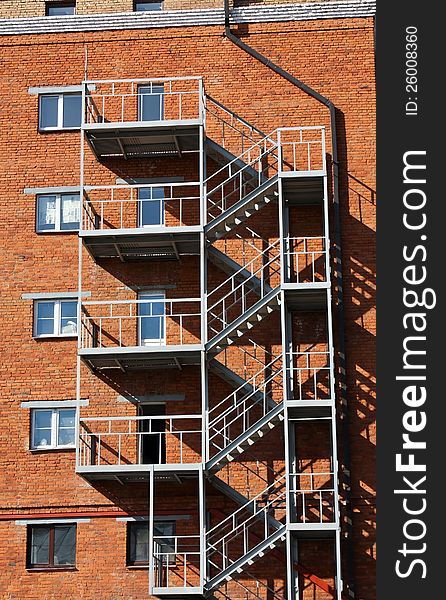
[34,299,78,337]
[45,2,76,16]
[138,187,164,227]
[127,521,175,567]
[134,1,163,11]
[138,292,165,346]
[27,524,76,569]
[31,408,76,449]
[138,84,164,121]
[37,193,80,232]
[39,93,81,130]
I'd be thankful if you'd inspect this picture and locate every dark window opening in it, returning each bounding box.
[134,1,163,12]
[127,520,175,566]
[139,404,166,465]
[27,524,76,569]
[46,2,76,16]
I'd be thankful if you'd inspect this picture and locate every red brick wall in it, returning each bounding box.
[0,15,376,600]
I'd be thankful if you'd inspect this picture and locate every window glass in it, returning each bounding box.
[60,194,80,230]
[36,301,55,336]
[139,85,164,121]
[46,3,76,16]
[33,410,53,448]
[135,2,163,11]
[139,187,164,227]
[57,409,76,446]
[54,525,76,565]
[154,522,176,565]
[39,95,58,129]
[139,294,165,344]
[60,301,77,335]
[62,95,82,128]
[30,527,50,565]
[129,522,149,564]
[37,195,57,231]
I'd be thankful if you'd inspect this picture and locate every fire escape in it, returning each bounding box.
[76,77,342,599]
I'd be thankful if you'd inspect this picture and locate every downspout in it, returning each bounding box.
[222,1,354,598]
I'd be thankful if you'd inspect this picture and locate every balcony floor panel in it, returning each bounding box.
[79,345,203,371]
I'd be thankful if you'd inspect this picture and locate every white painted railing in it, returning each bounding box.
[208,356,283,456]
[287,351,333,402]
[290,471,336,524]
[278,126,326,173]
[208,240,281,336]
[207,475,286,574]
[84,76,204,125]
[153,535,201,590]
[80,298,201,350]
[78,415,202,468]
[82,182,202,231]
[285,236,328,284]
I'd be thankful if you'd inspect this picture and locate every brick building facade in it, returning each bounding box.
[0,1,376,599]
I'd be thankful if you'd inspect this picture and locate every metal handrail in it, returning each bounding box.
[290,471,336,524]
[287,351,333,401]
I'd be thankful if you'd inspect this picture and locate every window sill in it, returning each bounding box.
[26,566,77,572]
[126,565,149,570]
[33,335,78,340]
[29,447,75,453]
[36,229,79,235]
[38,127,80,133]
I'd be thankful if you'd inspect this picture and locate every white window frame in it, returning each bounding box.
[138,187,165,228]
[38,93,81,131]
[36,193,80,233]
[138,291,166,346]
[31,408,76,451]
[33,299,78,338]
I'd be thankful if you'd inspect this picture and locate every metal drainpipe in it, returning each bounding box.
[222,1,354,598]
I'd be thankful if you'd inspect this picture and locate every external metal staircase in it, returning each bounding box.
[78,78,340,599]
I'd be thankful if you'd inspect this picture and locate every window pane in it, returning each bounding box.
[30,527,50,565]
[54,525,76,565]
[139,188,164,226]
[139,295,165,343]
[129,522,149,564]
[139,85,164,121]
[60,194,80,230]
[60,301,77,335]
[57,409,75,446]
[154,522,175,565]
[37,195,57,231]
[135,2,163,11]
[39,95,58,129]
[33,410,52,448]
[62,95,82,128]
[47,4,76,16]
[36,302,55,336]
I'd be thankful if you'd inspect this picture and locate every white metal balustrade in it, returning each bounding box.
[208,355,283,457]
[278,127,326,174]
[287,351,334,402]
[84,77,204,125]
[152,535,201,592]
[80,298,202,350]
[207,476,287,583]
[290,472,336,524]
[208,240,281,337]
[82,182,202,231]
[285,236,328,284]
[77,415,202,470]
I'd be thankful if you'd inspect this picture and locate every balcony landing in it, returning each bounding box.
[79,345,203,371]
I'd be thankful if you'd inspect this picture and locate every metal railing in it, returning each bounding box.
[82,182,202,231]
[290,471,336,524]
[78,415,202,468]
[205,95,268,159]
[208,240,281,336]
[287,351,333,402]
[285,236,328,284]
[278,127,326,173]
[208,356,283,456]
[80,298,201,350]
[215,336,277,383]
[83,77,204,125]
[153,535,201,590]
[206,134,279,221]
[207,475,286,574]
